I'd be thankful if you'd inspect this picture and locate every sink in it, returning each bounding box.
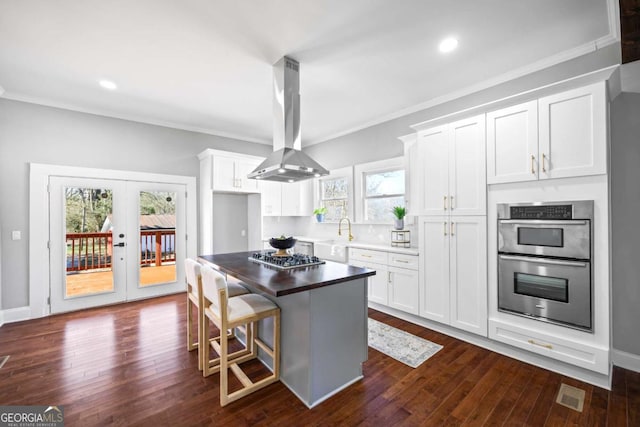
[315,241,348,263]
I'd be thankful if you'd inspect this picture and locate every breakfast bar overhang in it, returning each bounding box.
[198,252,376,408]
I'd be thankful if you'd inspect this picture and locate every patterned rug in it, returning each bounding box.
[368,318,443,368]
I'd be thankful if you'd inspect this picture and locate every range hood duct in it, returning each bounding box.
[248,56,329,182]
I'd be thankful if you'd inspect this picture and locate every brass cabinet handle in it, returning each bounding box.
[443,222,448,236]
[450,196,454,210]
[361,254,372,258]
[542,153,547,173]
[450,222,455,236]
[443,195,448,210]
[531,155,535,175]
[528,339,553,350]
[395,259,409,263]
[388,271,392,283]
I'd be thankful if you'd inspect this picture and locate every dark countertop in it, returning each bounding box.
[198,251,376,297]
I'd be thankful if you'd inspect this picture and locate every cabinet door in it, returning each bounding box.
[388,266,419,315]
[486,101,539,184]
[236,158,261,192]
[419,216,450,323]
[417,125,450,215]
[449,216,487,336]
[212,155,238,192]
[260,181,282,216]
[538,82,607,180]
[281,180,313,216]
[351,260,388,305]
[449,115,487,215]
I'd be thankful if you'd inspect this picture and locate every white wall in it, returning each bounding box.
[0,99,270,310]
[610,91,640,357]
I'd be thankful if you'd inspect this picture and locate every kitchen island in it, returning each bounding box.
[198,251,375,408]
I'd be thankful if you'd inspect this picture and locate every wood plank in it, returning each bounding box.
[0,293,637,426]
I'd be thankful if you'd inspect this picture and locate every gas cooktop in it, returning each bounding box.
[249,251,326,270]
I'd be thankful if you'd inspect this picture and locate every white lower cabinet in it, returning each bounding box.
[488,319,609,374]
[419,215,488,336]
[349,248,419,315]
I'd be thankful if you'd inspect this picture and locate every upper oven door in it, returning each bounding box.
[498,219,590,259]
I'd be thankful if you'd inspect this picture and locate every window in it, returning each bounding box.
[355,157,405,223]
[364,169,405,222]
[318,167,353,222]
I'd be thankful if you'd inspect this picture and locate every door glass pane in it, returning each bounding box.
[514,272,568,302]
[139,191,177,287]
[64,187,114,298]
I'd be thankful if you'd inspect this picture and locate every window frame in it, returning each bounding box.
[354,157,405,224]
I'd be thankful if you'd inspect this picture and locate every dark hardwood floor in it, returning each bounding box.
[0,294,638,426]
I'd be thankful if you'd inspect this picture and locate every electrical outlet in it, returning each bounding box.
[241,229,246,237]
[11,230,21,240]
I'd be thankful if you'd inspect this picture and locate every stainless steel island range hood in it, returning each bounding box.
[248,56,329,182]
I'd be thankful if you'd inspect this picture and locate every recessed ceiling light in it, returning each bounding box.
[278,168,286,174]
[99,80,117,90]
[439,37,458,53]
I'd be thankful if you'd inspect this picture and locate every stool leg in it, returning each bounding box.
[220,321,230,407]
[273,310,280,380]
[187,295,195,351]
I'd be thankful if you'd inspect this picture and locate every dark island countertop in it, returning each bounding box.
[198,251,376,297]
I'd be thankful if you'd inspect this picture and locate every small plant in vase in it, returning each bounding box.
[313,207,327,223]
[392,206,406,230]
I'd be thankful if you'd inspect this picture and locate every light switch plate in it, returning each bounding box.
[12,230,21,240]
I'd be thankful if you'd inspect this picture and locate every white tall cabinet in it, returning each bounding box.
[409,114,488,336]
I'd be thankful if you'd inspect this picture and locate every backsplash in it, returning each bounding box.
[264,215,418,248]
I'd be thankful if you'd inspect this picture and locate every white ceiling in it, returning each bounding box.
[0,0,617,146]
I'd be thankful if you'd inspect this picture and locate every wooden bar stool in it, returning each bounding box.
[200,264,280,407]
[184,258,248,370]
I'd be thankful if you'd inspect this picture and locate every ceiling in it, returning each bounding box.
[0,1,618,147]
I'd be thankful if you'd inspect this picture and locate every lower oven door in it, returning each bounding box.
[498,254,592,330]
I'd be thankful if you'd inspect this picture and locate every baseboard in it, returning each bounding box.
[612,348,640,373]
[0,306,31,325]
[369,302,612,390]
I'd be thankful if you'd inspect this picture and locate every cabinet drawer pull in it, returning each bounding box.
[361,254,372,258]
[395,259,409,263]
[444,222,448,236]
[443,195,448,210]
[528,339,553,350]
[542,153,547,173]
[531,155,535,175]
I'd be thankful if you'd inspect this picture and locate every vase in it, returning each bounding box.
[394,218,404,230]
[316,214,325,223]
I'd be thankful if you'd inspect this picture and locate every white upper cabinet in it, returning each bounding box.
[538,82,607,179]
[260,180,313,217]
[486,101,539,184]
[281,180,314,216]
[199,149,263,194]
[413,115,486,216]
[486,82,607,184]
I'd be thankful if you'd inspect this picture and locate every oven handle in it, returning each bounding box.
[499,219,588,226]
[498,254,589,268]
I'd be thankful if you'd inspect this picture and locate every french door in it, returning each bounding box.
[49,176,187,313]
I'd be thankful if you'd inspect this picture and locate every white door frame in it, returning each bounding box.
[29,163,197,318]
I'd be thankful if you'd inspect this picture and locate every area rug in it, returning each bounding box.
[368,318,443,368]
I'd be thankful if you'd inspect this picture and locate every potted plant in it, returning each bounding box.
[313,207,327,223]
[392,206,406,230]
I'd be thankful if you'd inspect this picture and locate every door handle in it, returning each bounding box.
[450,222,455,236]
[542,153,547,173]
[443,222,448,236]
[114,242,126,247]
[498,254,588,268]
[531,155,536,175]
[450,196,454,210]
[443,196,448,210]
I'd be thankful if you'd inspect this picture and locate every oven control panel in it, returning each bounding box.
[510,204,573,219]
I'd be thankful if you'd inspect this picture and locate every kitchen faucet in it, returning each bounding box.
[338,217,354,241]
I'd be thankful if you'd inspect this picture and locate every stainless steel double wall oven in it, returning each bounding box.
[497,201,594,331]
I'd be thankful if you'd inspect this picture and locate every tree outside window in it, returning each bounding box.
[364,169,405,222]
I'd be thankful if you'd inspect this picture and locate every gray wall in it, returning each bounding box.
[0,99,270,309]
[211,193,248,254]
[307,44,620,170]
[610,92,640,356]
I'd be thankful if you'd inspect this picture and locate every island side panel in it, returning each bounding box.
[308,277,368,407]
